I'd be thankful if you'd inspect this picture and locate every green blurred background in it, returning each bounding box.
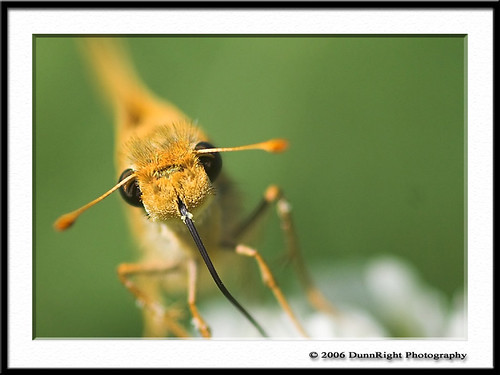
[34,36,465,337]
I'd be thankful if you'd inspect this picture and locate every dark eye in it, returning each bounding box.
[118,169,143,207]
[195,141,222,182]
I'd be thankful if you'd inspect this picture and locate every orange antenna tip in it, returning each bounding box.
[264,138,288,153]
[54,213,77,231]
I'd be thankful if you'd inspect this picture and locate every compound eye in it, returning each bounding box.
[118,169,143,207]
[195,142,222,182]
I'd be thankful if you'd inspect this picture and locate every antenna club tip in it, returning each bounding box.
[267,138,289,153]
[265,185,282,202]
[54,214,76,231]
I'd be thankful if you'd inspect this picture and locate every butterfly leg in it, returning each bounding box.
[117,261,190,337]
[231,185,338,327]
[272,188,338,317]
[186,258,211,338]
[235,243,309,337]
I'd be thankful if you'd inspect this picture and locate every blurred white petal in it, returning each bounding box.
[198,256,464,338]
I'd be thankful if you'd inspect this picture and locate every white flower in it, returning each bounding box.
[197,256,464,338]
